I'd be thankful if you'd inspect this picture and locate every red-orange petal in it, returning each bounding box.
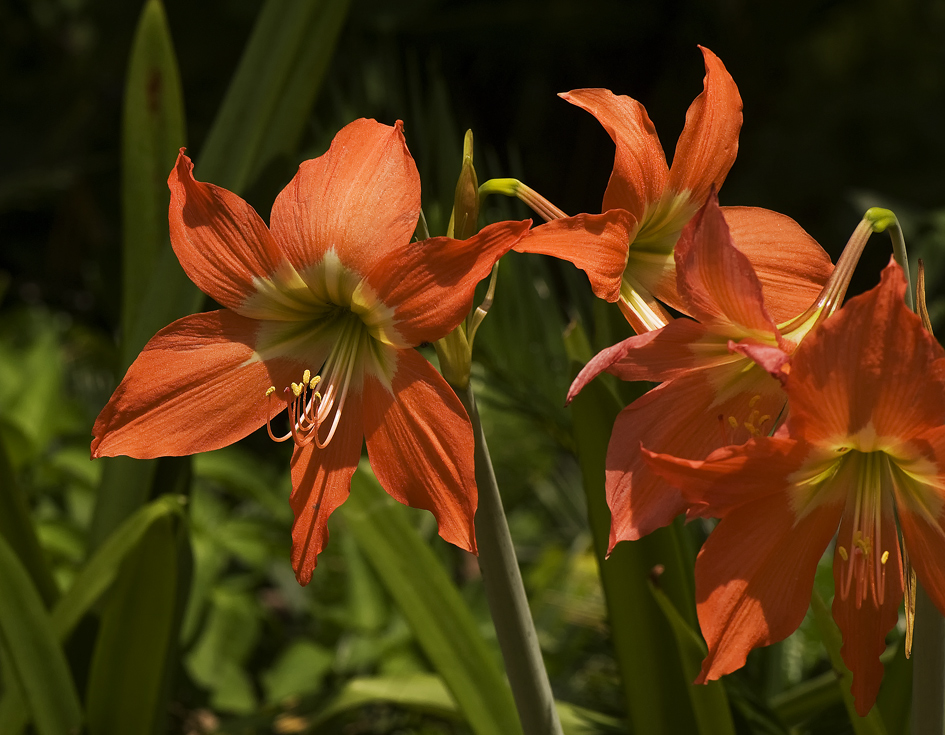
[269,119,420,278]
[513,210,636,302]
[362,348,477,554]
[722,207,833,325]
[169,151,291,313]
[642,436,811,518]
[675,194,780,338]
[787,261,945,445]
[693,489,842,683]
[831,506,903,716]
[666,47,742,207]
[289,393,365,585]
[91,310,296,459]
[366,220,530,347]
[567,318,727,403]
[561,88,668,220]
[607,364,785,548]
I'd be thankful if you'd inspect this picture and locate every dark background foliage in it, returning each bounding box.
[3,0,944,326]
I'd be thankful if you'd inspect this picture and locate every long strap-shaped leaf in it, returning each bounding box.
[90,0,353,548]
[341,462,523,735]
[0,436,58,607]
[0,496,185,734]
[0,535,82,735]
[565,323,725,734]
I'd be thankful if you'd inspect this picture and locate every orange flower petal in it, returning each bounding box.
[787,261,945,445]
[270,119,420,278]
[513,210,636,302]
[666,47,742,208]
[289,391,365,585]
[567,318,728,403]
[362,349,477,554]
[561,88,668,220]
[722,206,833,325]
[366,220,530,347]
[675,194,779,338]
[91,310,295,459]
[831,507,902,716]
[693,489,842,683]
[608,364,785,547]
[169,152,293,314]
[642,436,811,517]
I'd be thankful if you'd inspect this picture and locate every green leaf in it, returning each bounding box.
[185,587,260,714]
[310,673,461,728]
[309,673,621,735]
[85,513,187,735]
[262,640,334,706]
[649,582,736,735]
[0,434,58,607]
[120,0,186,367]
[341,462,523,735]
[876,640,912,735]
[53,495,186,640]
[809,589,889,735]
[197,0,353,193]
[564,323,701,735]
[91,0,352,550]
[0,534,82,735]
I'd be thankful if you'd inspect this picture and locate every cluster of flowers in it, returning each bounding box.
[92,47,945,715]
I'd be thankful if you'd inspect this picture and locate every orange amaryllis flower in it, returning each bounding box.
[568,193,834,548]
[515,46,825,333]
[91,118,530,584]
[644,260,945,714]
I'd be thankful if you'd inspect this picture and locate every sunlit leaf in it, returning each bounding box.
[0,535,81,735]
[342,462,523,735]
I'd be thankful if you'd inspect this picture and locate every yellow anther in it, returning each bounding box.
[744,423,760,437]
[291,383,302,397]
[310,375,320,390]
[881,550,890,565]
[749,395,761,408]
[748,410,759,425]
[853,530,871,556]
[838,546,849,561]
[266,386,276,397]
[302,369,311,385]
[759,415,771,426]
[727,416,739,430]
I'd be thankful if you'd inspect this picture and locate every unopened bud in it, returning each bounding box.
[449,130,480,240]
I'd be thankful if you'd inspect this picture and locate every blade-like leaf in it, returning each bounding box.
[649,582,736,735]
[120,0,186,367]
[341,462,523,735]
[0,535,82,735]
[91,0,352,549]
[85,513,186,735]
[565,322,700,735]
[0,435,58,607]
[54,495,186,640]
[197,0,352,193]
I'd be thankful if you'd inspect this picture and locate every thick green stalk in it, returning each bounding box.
[457,384,564,735]
[912,584,945,734]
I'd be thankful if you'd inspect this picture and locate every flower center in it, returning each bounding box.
[835,451,894,609]
[264,314,373,449]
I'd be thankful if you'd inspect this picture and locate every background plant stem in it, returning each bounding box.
[912,584,945,734]
[458,383,564,735]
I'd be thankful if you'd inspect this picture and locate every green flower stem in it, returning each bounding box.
[912,583,945,733]
[458,383,564,735]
